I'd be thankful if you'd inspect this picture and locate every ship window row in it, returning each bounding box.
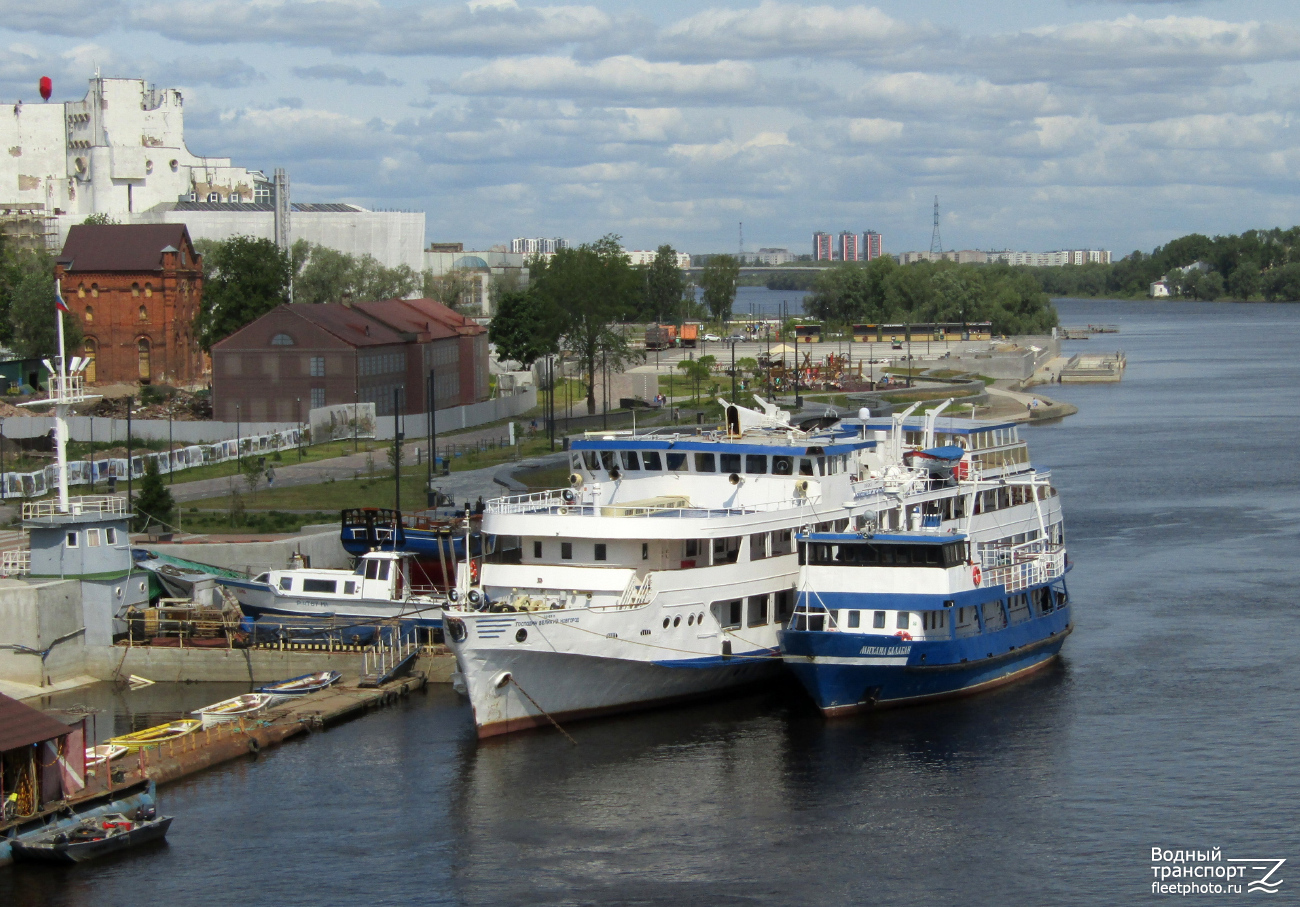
[800,541,968,568]
[904,428,1020,450]
[577,450,844,478]
[64,527,118,548]
[715,589,794,628]
[794,589,1064,634]
[529,531,795,567]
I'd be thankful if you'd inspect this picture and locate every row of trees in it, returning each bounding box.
[1030,227,1300,301]
[0,235,81,361]
[803,256,1059,335]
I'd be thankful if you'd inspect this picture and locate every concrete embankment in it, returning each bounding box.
[88,646,457,685]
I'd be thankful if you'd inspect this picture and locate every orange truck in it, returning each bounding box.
[679,323,699,348]
[644,324,678,350]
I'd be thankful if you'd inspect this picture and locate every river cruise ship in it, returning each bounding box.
[779,412,1071,714]
[444,399,875,737]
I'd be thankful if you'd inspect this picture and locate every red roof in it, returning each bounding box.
[0,692,73,753]
[285,303,408,348]
[353,298,482,342]
[58,224,195,273]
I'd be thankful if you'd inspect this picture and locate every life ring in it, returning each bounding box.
[895,631,913,641]
[470,559,481,584]
[972,565,982,587]
[247,737,261,755]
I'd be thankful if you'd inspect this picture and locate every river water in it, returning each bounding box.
[5,298,1300,906]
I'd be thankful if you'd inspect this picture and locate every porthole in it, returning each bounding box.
[698,612,705,624]
[673,615,681,627]
[139,581,146,592]
[515,628,528,643]
[662,617,669,628]
[687,614,694,626]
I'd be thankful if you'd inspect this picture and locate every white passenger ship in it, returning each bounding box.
[445,399,884,737]
[447,397,1070,738]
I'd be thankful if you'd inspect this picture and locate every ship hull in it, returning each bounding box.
[220,578,443,627]
[780,608,1071,716]
[453,643,783,738]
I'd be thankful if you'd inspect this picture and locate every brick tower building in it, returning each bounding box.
[55,224,205,385]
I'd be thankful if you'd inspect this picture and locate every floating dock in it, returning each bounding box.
[1059,351,1127,382]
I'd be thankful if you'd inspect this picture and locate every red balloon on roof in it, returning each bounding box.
[39,77,52,101]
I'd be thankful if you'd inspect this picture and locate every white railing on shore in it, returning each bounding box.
[978,541,1066,593]
[1,548,30,576]
[22,495,127,520]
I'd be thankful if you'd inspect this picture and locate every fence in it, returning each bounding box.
[0,428,304,500]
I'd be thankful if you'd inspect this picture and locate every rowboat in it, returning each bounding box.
[256,670,342,704]
[85,744,129,768]
[191,693,274,728]
[107,719,201,750]
[10,810,173,864]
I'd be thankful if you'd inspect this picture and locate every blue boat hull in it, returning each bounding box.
[780,608,1071,716]
[340,527,478,560]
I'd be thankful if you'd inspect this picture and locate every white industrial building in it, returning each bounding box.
[624,249,691,268]
[1,76,424,269]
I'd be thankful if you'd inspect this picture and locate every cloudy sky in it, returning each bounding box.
[2,0,1298,256]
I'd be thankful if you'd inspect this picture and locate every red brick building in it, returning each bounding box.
[210,298,489,423]
[55,224,204,386]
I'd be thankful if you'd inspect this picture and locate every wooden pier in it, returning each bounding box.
[77,673,429,796]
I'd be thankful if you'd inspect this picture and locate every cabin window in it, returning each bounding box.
[694,453,716,472]
[816,456,826,475]
[982,601,1007,630]
[717,599,742,628]
[533,541,542,558]
[771,529,793,557]
[775,589,794,622]
[87,528,101,547]
[65,532,78,548]
[873,610,886,629]
[582,451,599,471]
[365,559,379,579]
[720,453,741,473]
[896,611,911,630]
[828,610,840,628]
[280,577,293,590]
[594,543,607,561]
[642,543,649,560]
[620,451,640,470]
[561,542,573,560]
[747,595,768,627]
[600,451,615,471]
[685,539,700,558]
[303,579,337,594]
[750,532,767,560]
[826,456,837,475]
[105,528,117,545]
[847,610,860,628]
[798,458,815,476]
[922,611,947,631]
[642,451,663,470]
[666,452,687,471]
[713,537,740,564]
[377,561,390,581]
[772,455,792,475]
[745,455,767,474]
[344,582,356,594]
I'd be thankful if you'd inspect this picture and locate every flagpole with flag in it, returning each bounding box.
[55,282,68,381]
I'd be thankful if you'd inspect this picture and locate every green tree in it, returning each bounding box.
[133,458,175,532]
[194,236,291,350]
[700,254,740,325]
[10,251,82,360]
[529,235,643,414]
[645,245,685,323]
[1228,259,1261,300]
[81,213,119,226]
[292,241,422,304]
[422,268,474,312]
[489,288,559,368]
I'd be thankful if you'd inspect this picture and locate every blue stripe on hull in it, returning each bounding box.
[780,608,1070,715]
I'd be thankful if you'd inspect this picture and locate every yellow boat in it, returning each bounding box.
[107,719,201,750]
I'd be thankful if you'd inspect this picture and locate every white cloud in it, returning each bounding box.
[294,64,402,87]
[448,55,756,100]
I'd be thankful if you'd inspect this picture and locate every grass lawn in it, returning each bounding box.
[177,509,338,535]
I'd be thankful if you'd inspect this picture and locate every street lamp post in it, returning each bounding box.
[730,340,736,401]
[127,396,134,510]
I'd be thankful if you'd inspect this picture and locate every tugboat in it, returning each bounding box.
[779,408,1072,714]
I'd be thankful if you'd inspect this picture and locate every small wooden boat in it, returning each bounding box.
[85,744,129,768]
[107,719,201,750]
[192,693,273,728]
[11,810,173,864]
[256,670,342,703]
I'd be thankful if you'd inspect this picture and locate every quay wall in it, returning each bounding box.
[85,646,454,683]
[0,578,86,688]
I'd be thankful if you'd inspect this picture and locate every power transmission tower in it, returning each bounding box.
[929,195,943,255]
[738,222,744,260]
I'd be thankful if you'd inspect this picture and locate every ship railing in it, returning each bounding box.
[486,489,811,519]
[607,573,654,610]
[978,542,1066,593]
[22,495,127,520]
[1,548,30,576]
